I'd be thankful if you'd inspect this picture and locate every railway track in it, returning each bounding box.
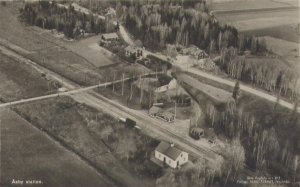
[0,42,222,166]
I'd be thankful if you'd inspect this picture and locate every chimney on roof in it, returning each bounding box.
[170,143,174,147]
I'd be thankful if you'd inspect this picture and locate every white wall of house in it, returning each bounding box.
[176,152,188,166]
[155,150,188,169]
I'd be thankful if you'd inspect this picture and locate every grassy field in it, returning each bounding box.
[63,35,120,68]
[259,36,300,65]
[0,108,115,187]
[215,8,299,32]
[12,96,163,187]
[209,0,299,11]
[0,53,57,102]
[245,23,300,43]
[0,2,55,51]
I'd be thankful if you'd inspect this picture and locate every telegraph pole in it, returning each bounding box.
[121,73,125,96]
[174,102,177,123]
[112,72,115,92]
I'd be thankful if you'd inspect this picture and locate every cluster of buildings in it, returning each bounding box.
[99,33,215,72]
[167,44,216,70]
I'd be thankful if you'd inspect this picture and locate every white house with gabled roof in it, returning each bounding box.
[155,141,188,168]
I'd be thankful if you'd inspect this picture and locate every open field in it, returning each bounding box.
[0,108,115,187]
[0,2,55,51]
[215,8,299,32]
[12,96,165,187]
[209,0,299,12]
[0,53,57,102]
[259,36,300,65]
[63,35,119,68]
[245,23,300,43]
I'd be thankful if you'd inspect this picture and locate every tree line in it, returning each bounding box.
[204,95,299,184]
[19,1,108,38]
[219,47,299,100]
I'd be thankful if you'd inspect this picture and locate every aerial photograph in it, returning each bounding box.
[0,0,299,186]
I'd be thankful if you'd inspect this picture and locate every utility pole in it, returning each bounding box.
[140,78,144,104]
[121,73,125,96]
[148,88,152,109]
[174,101,177,123]
[112,72,116,92]
[130,83,133,101]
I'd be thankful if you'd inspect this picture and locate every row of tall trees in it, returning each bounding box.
[116,0,238,51]
[219,47,300,100]
[20,1,108,38]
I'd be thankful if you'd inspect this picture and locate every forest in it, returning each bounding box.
[19,1,108,38]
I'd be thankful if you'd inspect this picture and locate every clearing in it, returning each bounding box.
[209,0,299,12]
[259,36,300,66]
[59,35,119,68]
[0,53,57,102]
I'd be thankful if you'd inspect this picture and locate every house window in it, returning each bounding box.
[169,160,171,164]
[181,154,183,157]
[158,154,161,158]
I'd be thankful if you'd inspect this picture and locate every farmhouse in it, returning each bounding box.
[180,45,207,60]
[101,33,119,43]
[155,141,188,169]
[155,78,177,93]
[125,45,143,59]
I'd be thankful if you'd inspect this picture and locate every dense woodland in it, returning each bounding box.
[19,1,109,38]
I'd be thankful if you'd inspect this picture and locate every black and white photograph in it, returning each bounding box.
[0,0,299,186]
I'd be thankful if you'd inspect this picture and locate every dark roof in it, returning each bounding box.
[191,127,204,134]
[155,141,183,160]
[102,33,119,40]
